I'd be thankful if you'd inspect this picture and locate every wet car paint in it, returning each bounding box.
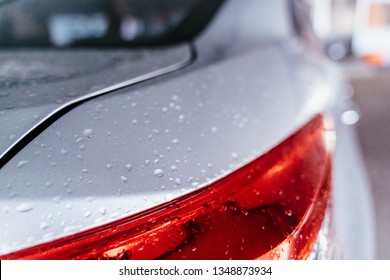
[0,0,376,259]
[0,44,192,162]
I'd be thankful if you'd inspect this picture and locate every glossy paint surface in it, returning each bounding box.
[0,44,192,161]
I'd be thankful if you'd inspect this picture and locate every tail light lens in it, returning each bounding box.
[1,114,333,260]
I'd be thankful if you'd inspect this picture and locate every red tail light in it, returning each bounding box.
[1,115,333,260]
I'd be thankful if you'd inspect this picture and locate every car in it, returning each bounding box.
[0,0,375,260]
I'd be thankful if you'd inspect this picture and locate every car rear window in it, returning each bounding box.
[0,0,224,48]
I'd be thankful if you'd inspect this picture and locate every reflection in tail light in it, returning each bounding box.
[1,114,334,260]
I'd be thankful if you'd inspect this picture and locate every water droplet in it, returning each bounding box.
[8,191,18,198]
[64,225,83,234]
[60,148,68,155]
[95,104,104,112]
[172,139,178,144]
[46,181,53,188]
[43,232,55,240]
[82,128,94,138]
[231,153,238,160]
[8,192,18,197]
[84,211,91,218]
[241,210,249,216]
[285,209,293,216]
[99,207,107,215]
[85,196,94,202]
[40,222,50,230]
[170,165,177,171]
[153,168,164,178]
[211,126,218,133]
[120,176,128,183]
[95,217,105,224]
[126,164,132,172]
[17,160,29,168]
[15,202,34,213]
[110,212,120,219]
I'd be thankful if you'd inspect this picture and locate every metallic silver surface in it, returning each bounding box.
[0,44,193,162]
[332,116,376,259]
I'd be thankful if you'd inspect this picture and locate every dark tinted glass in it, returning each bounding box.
[0,0,224,47]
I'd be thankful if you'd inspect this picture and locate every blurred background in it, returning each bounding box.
[308,0,390,259]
